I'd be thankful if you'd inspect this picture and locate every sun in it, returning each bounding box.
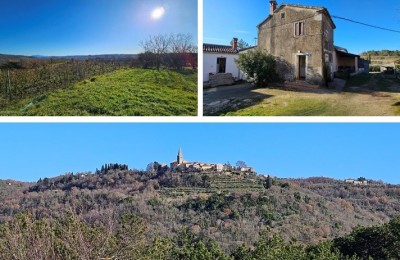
[151,6,165,20]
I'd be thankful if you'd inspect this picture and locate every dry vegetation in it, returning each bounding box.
[1,166,400,259]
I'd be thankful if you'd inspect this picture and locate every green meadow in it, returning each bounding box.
[0,68,197,116]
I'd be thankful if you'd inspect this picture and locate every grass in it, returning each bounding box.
[224,89,400,116]
[0,68,197,116]
[376,76,400,89]
[345,74,372,88]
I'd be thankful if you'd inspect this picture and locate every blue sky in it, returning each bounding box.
[204,0,400,54]
[1,123,399,184]
[0,0,197,56]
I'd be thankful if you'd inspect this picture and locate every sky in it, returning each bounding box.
[204,0,400,54]
[1,123,399,184]
[0,0,197,56]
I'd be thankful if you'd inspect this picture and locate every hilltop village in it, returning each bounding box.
[168,148,255,174]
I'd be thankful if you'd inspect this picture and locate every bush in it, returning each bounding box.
[369,66,380,72]
[235,49,279,87]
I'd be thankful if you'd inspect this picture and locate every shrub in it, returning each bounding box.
[369,66,380,72]
[235,49,279,87]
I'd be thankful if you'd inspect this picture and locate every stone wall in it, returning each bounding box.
[209,73,234,87]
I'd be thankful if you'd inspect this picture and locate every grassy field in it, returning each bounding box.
[225,89,400,116]
[0,68,197,116]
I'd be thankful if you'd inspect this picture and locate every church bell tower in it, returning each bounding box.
[177,148,184,164]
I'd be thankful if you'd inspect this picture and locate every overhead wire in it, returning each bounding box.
[331,15,400,34]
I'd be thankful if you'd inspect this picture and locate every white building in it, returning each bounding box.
[203,38,241,82]
[344,178,368,185]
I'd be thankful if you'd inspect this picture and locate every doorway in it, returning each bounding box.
[217,57,226,73]
[298,55,306,79]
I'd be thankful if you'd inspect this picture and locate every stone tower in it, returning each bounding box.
[177,148,184,164]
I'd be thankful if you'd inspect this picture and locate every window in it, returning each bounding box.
[294,21,305,36]
[217,57,226,73]
[281,12,285,19]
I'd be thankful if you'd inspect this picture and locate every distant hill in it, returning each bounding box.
[0,53,35,65]
[359,50,400,68]
[32,54,139,60]
[1,53,138,61]
[1,165,399,253]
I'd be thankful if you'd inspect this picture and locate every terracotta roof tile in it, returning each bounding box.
[203,44,238,54]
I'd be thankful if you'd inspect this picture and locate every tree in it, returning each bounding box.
[333,216,400,259]
[236,160,247,169]
[171,228,229,260]
[357,177,366,182]
[146,162,156,173]
[235,49,279,87]
[264,175,273,189]
[140,34,172,70]
[139,33,196,70]
[138,51,157,69]
[231,38,250,49]
[169,33,195,69]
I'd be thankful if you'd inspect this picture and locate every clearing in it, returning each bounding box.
[0,68,197,116]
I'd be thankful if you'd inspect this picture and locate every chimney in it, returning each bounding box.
[232,37,238,50]
[269,1,277,15]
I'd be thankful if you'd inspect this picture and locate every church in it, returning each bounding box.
[170,148,188,170]
[170,148,224,172]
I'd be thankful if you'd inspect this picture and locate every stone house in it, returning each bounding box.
[345,179,368,185]
[257,1,361,85]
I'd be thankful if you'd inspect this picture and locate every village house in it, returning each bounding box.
[203,38,255,85]
[257,1,362,86]
[344,178,368,185]
[203,38,240,84]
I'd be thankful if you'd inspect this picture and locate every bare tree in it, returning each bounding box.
[139,33,197,70]
[140,34,172,70]
[169,33,194,69]
[236,160,247,169]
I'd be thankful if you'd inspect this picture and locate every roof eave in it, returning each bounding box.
[257,15,272,28]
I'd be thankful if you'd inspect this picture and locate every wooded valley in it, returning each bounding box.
[1,164,400,259]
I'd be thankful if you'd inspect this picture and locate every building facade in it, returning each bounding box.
[203,38,241,82]
[257,1,336,85]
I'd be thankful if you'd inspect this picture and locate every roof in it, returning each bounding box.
[203,43,238,54]
[334,45,348,53]
[239,46,257,52]
[257,3,336,29]
[335,48,359,58]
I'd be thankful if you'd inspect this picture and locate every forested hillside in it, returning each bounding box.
[359,50,400,71]
[1,165,400,259]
